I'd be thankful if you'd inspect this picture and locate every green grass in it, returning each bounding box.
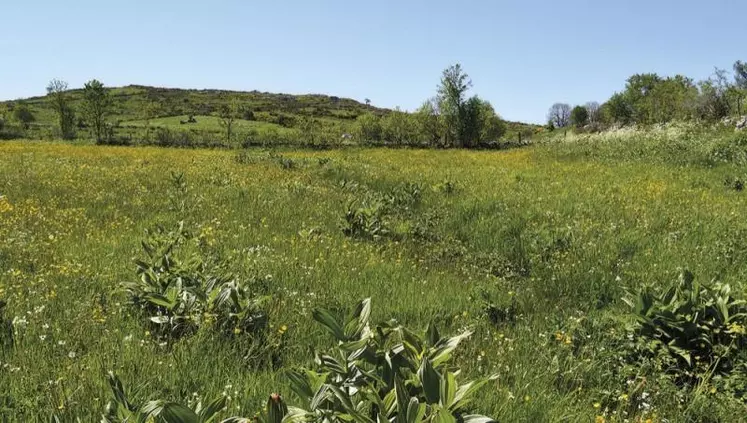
[1,131,747,421]
[122,114,294,133]
[1,85,540,147]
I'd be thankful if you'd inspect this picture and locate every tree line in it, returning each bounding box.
[547,60,747,131]
[355,64,507,147]
[0,65,511,148]
[0,79,112,142]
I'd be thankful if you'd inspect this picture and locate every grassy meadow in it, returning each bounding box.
[2,131,747,421]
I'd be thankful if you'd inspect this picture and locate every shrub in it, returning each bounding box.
[342,200,388,240]
[283,298,498,422]
[121,222,269,346]
[624,270,747,385]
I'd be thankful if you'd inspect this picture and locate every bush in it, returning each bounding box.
[342,200,388,240]
[121,222,270,348]
[624,270,747,386]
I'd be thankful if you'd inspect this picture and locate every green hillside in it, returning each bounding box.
[1,84,539,147]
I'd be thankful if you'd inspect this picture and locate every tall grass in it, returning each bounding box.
[1,134,747,421]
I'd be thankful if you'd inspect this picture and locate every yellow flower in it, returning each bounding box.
[593,402,601,409]
[233,327,242,334]
[595,416,605,423]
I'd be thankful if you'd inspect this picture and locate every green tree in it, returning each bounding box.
[476,98,506,144]
[570,105,589,127]
[414,98,442,146]
[381,108,417,145]
[82,79,111,142]
[218,98,242,142]
[355,112,382,142]
[623,73,661,124]
[46,79,76,139]
[696,68,732,121]
[437,64,472,147]
[603,93,633,125]
[12,103,36,130]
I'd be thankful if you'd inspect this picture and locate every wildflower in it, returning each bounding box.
[233,327,242,335]
[595,416,605,423]
[593,402,601,409]
[728,322,746,335]
[68,351,76,359]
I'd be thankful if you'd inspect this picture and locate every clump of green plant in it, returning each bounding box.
[342,182,427,241]
[282,298,498,422]
[101,371,230,423]
[121,222,269,344]
[342,200,388,240]
[386,182,422,209]
[624,270,747,386]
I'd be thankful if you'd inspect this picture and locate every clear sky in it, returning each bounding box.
[1,0,745,123]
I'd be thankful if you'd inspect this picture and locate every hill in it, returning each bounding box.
[1,85,539,147]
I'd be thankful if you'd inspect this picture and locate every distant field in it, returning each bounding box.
[122,114,295,133]
[1,137,746,421]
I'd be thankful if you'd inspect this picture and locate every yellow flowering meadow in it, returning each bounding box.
[0,136,745,421]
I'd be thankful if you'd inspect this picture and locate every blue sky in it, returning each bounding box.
[1,0,745,123]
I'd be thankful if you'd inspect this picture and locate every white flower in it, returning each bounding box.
[68,351,76,359]
[58,340,66,346]
[39,335,47,341]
